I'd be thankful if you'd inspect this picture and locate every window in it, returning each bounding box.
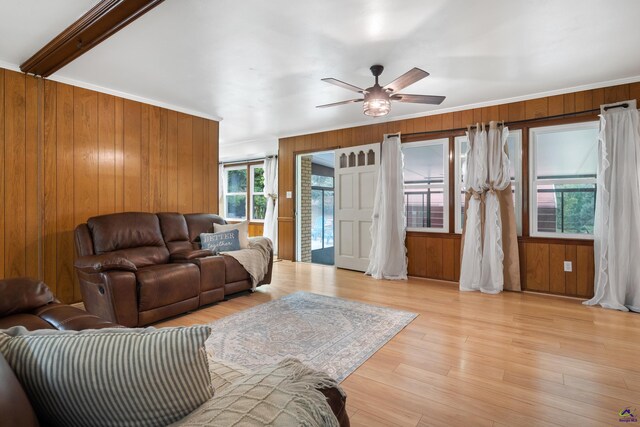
[402,138,449,232]
[530,122,598,238]
[454,130,522,234]
[224,163,266,222]
[250,165,266,221]
[225,166,247,220]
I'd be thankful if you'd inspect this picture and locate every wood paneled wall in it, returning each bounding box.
[249,223,264,237]
[0,68,219,303]
[228,221,264,237]
[278,81,640,297]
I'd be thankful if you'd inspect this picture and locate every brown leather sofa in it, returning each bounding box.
[0,278,349,427]
[74,212,273,327]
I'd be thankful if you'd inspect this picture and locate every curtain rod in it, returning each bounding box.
[470,122,504,129]
[603,103,628,111]
[220,155,277,166]
[400,107,604,139]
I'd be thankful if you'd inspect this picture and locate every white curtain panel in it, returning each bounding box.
[263,156,278,253]
[219,163,227,217]
[479,124,511,294]
[585,100,640,312]
[459,126,485,291]
[460,123,511,294]
[366,134,407,280]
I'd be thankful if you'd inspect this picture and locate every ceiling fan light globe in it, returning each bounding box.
[364,98,391,117]
[363,98,390,117]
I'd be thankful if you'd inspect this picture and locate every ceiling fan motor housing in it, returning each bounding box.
[370,64,384,78]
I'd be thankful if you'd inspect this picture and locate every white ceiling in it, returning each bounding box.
[1,0,640,162]
[0,0,96,63]
[311,152,335,169]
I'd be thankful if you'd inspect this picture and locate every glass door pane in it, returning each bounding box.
[324,190,334,248]
[311,189,323,250]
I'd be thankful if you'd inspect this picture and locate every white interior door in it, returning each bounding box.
[334,143,380,271]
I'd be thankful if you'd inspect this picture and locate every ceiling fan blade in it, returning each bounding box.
[321,78,365,93]
[390,94,446,105]
[383,68,430,93]
[316,99,364,108]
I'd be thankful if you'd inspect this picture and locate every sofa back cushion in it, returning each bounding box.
[184,213,226,247]
[87,212,169,267]
[157,212,193,255]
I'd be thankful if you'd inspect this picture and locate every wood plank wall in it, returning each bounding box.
[0,68,219,303]
[249,223,264,237]
[278,81,640,298]
[228,221,264,237]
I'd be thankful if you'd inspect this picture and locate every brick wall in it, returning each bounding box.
[300,156,312,262]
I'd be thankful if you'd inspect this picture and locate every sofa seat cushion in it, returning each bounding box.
[177,358,340,427]
[32,303,119,331]
[0,313,54,331]
[224,256,250,283]
[207,354,251,394]
[137,263,200,311]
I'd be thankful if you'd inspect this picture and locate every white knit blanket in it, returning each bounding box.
[221,237,272,290]
[175,358,341,427]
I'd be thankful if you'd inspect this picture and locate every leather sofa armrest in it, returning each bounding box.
[170,249,214,261]
[258,248,274,286]
[76,270,138,327]
[74,254,137,274]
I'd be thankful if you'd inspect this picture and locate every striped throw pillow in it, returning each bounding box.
[0,326,213,427]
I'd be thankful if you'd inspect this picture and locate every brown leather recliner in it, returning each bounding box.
[0,277,118,332]
[74,212,273,327]
[0,277,120,427]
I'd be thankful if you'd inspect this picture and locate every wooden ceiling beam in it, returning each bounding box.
[20,0,164,77]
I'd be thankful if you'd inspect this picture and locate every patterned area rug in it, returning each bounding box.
[206,291,417,382]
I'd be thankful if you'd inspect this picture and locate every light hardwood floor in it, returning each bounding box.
[157,261,640,427]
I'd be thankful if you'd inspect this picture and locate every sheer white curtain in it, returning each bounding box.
[460,123,516,293]
[585,100,640,312]
[479,124,511,294]
[219,164,226,216]
[263,156,278,253]
[459,126,485,291]
[366,134,407,280]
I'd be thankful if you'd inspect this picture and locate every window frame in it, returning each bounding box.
[223,162,266,222]
[224,165,249,221]
[249,164,266,223]
[402,138,449,233]
[529,121,598,240]
[454,129,522,235]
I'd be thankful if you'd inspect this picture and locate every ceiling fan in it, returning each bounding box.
[317,65,446,117]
